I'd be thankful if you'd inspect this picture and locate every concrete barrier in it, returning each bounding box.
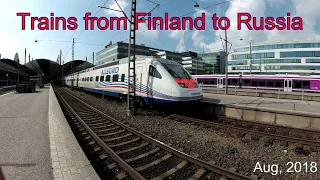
[200,101,320,129]
[202,87,320,102]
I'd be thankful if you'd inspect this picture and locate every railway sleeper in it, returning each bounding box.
[116,172,128,180]
[89,140,97,146]
[93,145,102,152]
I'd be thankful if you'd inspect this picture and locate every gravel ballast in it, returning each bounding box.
[61,87,320,180]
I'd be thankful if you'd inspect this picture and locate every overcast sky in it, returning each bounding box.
[1,0,319,64]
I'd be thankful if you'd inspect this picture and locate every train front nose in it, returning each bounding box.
[172,78,203,101]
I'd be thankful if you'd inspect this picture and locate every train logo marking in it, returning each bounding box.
[101,67,119,75]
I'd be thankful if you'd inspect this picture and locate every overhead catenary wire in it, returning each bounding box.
[83,0,168,60]
[101,0,174,45]
[62,0,111,63]
[61,0,97,61]
[132,0,233,39]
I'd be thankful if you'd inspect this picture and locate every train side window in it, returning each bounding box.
[267,82,273,87]
[95,76,99,81]
[303,81,310,87]
[275,82,282,87]
[149,65,162,79]
[121,74,125,82]
[259,81,266,86]
[244,80,250,84]
[203,80,209,84]
[294,81,302,88]
[231,79,237,85]
[113,74,119,82]
[210,79,216,85]
[90,77,93,82]
[100,76,104,82]
[252,81,258,86]
[105,75,110,82]
[87,77,89,81]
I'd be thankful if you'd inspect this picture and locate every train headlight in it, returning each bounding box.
[178,83,188,88]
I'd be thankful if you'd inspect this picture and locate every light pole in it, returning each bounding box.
[100,1,137,116]
[249,40,254,74]
[259,53,262,74]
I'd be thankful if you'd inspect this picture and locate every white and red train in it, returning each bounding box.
[193,74,320,92]
[63,55,203,104]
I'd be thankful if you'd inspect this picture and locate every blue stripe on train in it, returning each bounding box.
[84,88,120,98]
[96,81,202,101]
[83,87,180,103]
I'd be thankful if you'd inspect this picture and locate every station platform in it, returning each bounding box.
[202,93,320,115]
[0,85,100,180]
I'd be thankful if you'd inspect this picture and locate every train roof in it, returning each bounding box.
[67,55,181,76]
[192,74,320,79]
[193,74,320,77]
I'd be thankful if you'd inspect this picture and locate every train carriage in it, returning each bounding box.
[63,55,203,105]
[193,74,320,92]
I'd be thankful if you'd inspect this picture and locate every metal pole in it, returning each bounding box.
[72,38,74,85]
[60,50,62,65]
[24,48,26,65]
[60,50,62,80]
[196,58,198,75]
[127,0,136,117]
[127,9,132,117]
[29,54,30,63]
[92,52,94,66]
[249,40,252,74]
[224,21,228,95]
[259,54,261,74]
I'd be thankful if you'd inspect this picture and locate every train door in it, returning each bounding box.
[76,73,79,87]
[284,79,292,92]
[136,66,143,93]
[217,78,224,88]
[71,75,74,86]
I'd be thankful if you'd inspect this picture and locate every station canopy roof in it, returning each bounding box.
[26,59,94,77]
[0,58,36,76]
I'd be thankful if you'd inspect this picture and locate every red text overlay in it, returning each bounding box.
[16,12,303,31]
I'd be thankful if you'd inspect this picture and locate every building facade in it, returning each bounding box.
[198,52,226,74]
[96,41,227,75]
[96,41,188,66]
[228,41,320,75]
[182,57,205,75]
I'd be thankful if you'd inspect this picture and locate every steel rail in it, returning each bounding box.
[55,91,146,180]
[219,116,320,135]
[62,89,255,180]
[170,114,320,147]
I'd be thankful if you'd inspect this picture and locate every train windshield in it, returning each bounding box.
[161,63,192,79]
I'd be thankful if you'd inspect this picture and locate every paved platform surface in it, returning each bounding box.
[0,87,53,180]
[49,85,100,180]
[202,86,320,96]
[0,85,100,180]
[203,93,320,114]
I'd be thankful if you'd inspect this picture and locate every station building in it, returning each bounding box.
[96,41,226,75]
[95,41,188,66]
[228,41,320,75]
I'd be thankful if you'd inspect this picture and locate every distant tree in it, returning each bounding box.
[13,53,19,62]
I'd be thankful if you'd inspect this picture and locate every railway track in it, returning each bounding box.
[168,114,320,151]
[218,116,320,140]
[54,87,258,180]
